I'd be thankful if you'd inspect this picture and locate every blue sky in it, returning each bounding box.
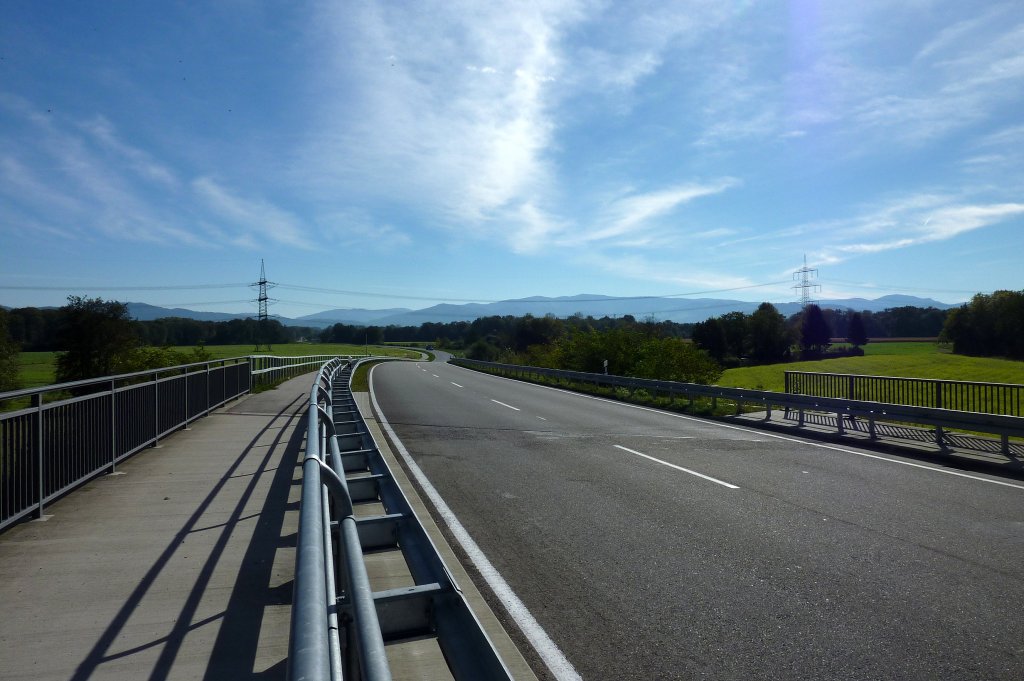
[2,1,1022,320]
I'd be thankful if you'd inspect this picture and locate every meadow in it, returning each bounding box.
[14,344,422,389]
[718,342,1024,392]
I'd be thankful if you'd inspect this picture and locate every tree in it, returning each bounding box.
[799,304,831,353]
[847,312,868,347]
[635,337,722,384]
[55,296,140,383]
[941,290,1024,359]
[748,302,792,363]
[719,311,750,360]
[691,318,728,361]
[0,308,19,392]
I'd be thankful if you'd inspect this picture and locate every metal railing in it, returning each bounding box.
[451,358,1024,456]
[251,354,361,388]
[290,358,513,680]
[0,354,343,532]
[785,371,1024,417]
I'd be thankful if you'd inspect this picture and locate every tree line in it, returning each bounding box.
[4,304,319,351]
[941,290,1024,360]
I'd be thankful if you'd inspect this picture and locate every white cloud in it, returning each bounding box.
[316,210,413,250]
[573,179,739,244]
[300,1,578,249]
[814,197,1024,263]
[79,116,180,190]
[193,177,312,250]
[577,251,758,291]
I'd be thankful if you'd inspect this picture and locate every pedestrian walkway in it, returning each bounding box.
[0,374,311,681]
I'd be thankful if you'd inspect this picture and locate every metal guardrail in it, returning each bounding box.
[0,354,345,532]
[451,358,1024,456]
[785,370,1024,417]
[290,358,514,681]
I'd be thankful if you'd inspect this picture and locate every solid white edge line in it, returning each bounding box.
[613,445,740,489]
[491,399,521,411]
[459,367,1024,492]
[369,365,582,681]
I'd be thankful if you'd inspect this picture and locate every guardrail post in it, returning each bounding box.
[1003,434,1011,456]
[836,410,845,435]
[936,426,946,449]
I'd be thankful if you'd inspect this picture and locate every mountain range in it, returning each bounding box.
[120,294,958,328]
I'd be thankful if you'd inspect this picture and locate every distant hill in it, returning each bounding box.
[126,302,254,323]
[293,308,413,327]
[361,294,958,326]
[74,294,960,328]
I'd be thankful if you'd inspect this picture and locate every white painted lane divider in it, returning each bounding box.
[432,374,440,378]
[491,399,521,411]
[451,382,464,388]
[614,445,739,490]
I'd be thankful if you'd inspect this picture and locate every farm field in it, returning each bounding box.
[719,342,1024,392]
[11,344,421,390]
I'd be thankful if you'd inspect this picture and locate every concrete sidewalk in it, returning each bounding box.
[0,375,311,681]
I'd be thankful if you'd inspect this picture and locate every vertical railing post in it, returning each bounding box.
[110,379,117,472]
[184,369,190,429]
[34,393,44,518]
[153,371,160,447]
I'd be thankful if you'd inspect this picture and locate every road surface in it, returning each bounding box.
[370,357,1024,680]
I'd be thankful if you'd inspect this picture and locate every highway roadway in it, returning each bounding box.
[369,356,1024,680]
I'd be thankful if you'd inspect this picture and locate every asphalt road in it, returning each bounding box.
[370,356,1024,680]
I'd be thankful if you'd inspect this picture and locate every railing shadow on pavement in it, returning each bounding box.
[781,411,1024,459]
[67,391,307,681]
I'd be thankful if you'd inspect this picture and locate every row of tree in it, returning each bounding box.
[466,322,723,385]
[941,290,1024,360]
[4,305,319,351]
[319,313,695,350]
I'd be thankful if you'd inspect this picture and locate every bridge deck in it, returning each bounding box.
[0,375,310,681]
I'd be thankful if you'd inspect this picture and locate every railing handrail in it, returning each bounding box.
[290,357,514,680]
[0,356,252,402]
[0,354,364,402]
[291,358,392,681]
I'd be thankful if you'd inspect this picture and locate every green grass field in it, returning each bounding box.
[12,344,422,390]
[719,342,1024,392]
